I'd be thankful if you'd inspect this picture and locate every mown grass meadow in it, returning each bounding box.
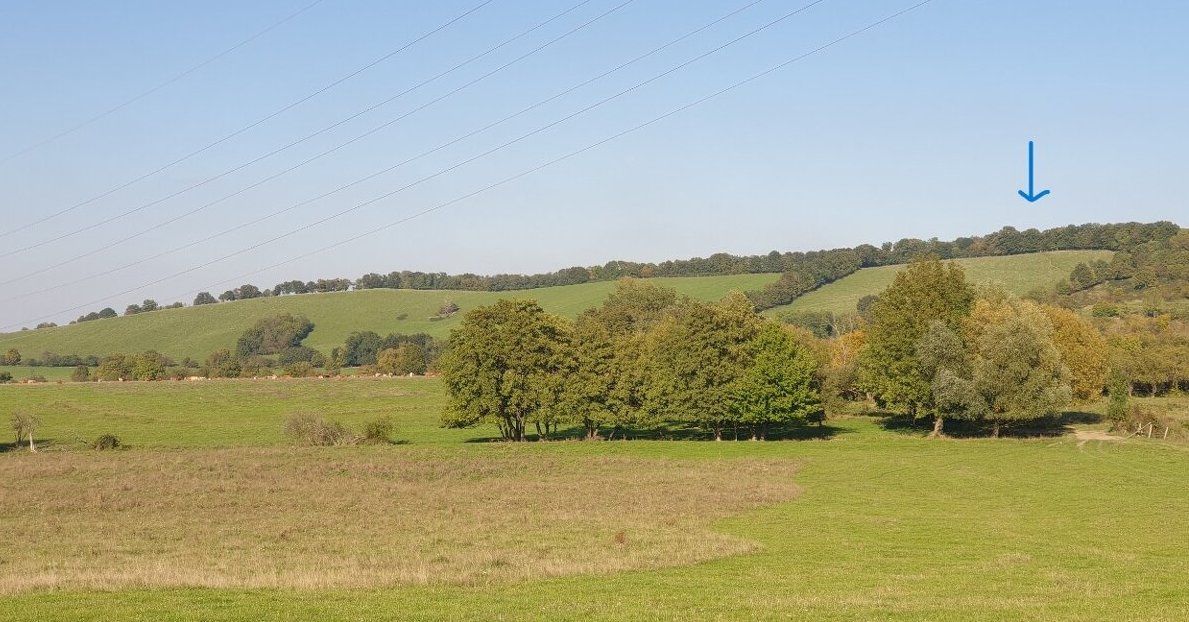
[1,377,1186,621]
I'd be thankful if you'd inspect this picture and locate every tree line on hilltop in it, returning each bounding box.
[57,222,1178,327]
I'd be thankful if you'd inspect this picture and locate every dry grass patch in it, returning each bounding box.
[0,447,800,593]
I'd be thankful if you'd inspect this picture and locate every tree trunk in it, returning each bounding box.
[929,415,944,438]
[992,421,1001,438]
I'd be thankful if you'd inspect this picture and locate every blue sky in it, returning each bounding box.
[0,0,1185,327]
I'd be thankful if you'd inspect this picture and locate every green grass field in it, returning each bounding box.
[773,250,1112,316]
[1,378,1186,620]
[0,274,779,361]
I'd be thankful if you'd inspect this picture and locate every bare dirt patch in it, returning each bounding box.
[0,447,800,593]
[1075,429,1124,448]
[1079,430,1122,444]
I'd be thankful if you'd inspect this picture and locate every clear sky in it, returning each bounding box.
[0,0,1185,327]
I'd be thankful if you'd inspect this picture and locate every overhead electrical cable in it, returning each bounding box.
[7,0,805,300]
[5,0,934,330]
[0,0,496,238]
[0,0,628,259]
[1,0,328,164]
[7,0,762,292]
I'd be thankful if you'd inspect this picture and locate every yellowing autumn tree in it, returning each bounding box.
[1042,305,1109,401]
[966,294,1072,436]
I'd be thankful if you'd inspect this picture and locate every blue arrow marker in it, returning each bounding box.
[1018,140,1050,203]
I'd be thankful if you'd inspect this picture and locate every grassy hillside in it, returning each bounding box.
[1,378,1186,620]
[772,250,1112,316]
[0,273,779,360]
[0,250,1111,360]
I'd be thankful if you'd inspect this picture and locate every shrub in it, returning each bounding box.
[361,416,395,444]
[277,346,325,367]
[236,313,314,358]
[284,361,315,378]
[0,372,11,384]
[96,354,135,381]
[283,414,356,446]
[239,355,272,378]
[1090,303,1121,318]
[71,365,91,382]
[132,350,171,381]
[204,348,241,378]
[11,412,41,451]
[2,348,21,365]
[92,434,121,450]
[376,343,427,376]
[1106,376,1128,426]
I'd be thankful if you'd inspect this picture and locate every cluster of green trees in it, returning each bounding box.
[854,260,1104,436]
[88,351,176,381]
[124,299,183,316]
[504,257,1170,441]
[1049,229,1189,306]
[271,278,352,295]
[333,331,440,374]
[1104,315,1189,397]
[441,282,824,441]
[193,317,442,379]
[4,351,100,368]
[74,307,117,323]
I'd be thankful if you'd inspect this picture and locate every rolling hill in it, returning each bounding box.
[0,250,1110,361]
[769,249,1112,317]
[0,273,780,361]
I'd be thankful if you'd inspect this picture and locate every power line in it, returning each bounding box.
[0,0,496,239]
[5,0,934,330]
[0,0,328,165]
[6,0,801,301]
[0,0,612,261]
[5,0,749,291]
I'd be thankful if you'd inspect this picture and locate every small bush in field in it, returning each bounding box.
[92,434,121,450]
[284,361,315,378]
[361,416,395,444]
[284,414,356,446]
